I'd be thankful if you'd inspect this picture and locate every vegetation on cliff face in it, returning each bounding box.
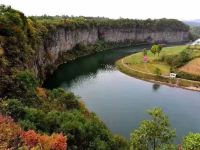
[32,15,189,31]
[0,5,47,96]
[190,26,200,39]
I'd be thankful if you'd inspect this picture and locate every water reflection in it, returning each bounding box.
[152,83,161,91]
[44,46,147,88]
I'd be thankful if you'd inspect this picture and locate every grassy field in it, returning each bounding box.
[180,58,200,76]
[123,45,187,76]
[116,45,200,90]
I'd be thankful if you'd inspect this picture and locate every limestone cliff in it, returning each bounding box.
[98,27,189,43]
[35,25,189,79]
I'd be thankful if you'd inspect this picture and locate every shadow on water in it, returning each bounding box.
[43,45,149,89]
[152,84,161,91]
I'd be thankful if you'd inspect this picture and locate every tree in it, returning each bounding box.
[130,107,176,150]
[1,99,25,121]
[6,70,39,106]
[157,44,163,56]
[23,108,46,131]
[183,133,200,150]
[151,45,158,56]
[21,130,67,150]
[179,49,191,63]
[50,88,79,110]
[151,44,163,56]
[0,114,22,149]
[113,135,129,150]
[154,68,162,76]
[143,48,147,56]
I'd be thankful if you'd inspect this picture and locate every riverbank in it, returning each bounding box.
[116,45,200,92]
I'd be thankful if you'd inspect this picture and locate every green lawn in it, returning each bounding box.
[123,45,187,76]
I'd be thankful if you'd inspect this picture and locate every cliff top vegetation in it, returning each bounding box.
[32,15,189,31]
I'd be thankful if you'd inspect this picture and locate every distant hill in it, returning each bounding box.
[184,20,200,39]
[184,19,200,26]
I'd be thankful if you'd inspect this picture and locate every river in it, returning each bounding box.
[44,45,200,143]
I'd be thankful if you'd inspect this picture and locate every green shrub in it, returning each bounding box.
[49,88,80,110]
[177,71,200,82]
[14,70,39,90]
[161,49,191,68]
[154,68,162,76]
[143,48,147,56]
[19,119,37,131]
[183,133,200,150]
[0,99,25,120]
[113,135,129,150]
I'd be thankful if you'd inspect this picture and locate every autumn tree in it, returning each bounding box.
[0,114,68,150]
[130,108,176,150]
[21,130,67,150]
[0,114,22,149]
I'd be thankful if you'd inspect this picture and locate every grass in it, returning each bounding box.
[116,58,200,88]
[123,45,187,76]
[116,45,200,90]
[180,58,200,76]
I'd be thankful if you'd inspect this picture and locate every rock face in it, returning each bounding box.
[35,26,190,78]
[46,28,99,62]
[99,27,189,43]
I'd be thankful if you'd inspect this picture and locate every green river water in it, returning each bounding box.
[44,45,200,143]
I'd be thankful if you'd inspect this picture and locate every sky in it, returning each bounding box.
[0,0,199,20]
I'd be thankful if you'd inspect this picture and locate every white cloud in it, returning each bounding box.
[0,0,199,20]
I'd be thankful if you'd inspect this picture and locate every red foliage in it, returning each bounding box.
[0,114,13,124]
[51,134,67,150]
[21,130,39,148]
[38,134,50,148]
[0,114,67,150]
[21,131,67,150]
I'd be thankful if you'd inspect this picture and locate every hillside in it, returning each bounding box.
[184,19,200,26]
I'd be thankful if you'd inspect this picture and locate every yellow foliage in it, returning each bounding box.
[0,47,4,56]
[36,87,47,98]
[0,115,22,149]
